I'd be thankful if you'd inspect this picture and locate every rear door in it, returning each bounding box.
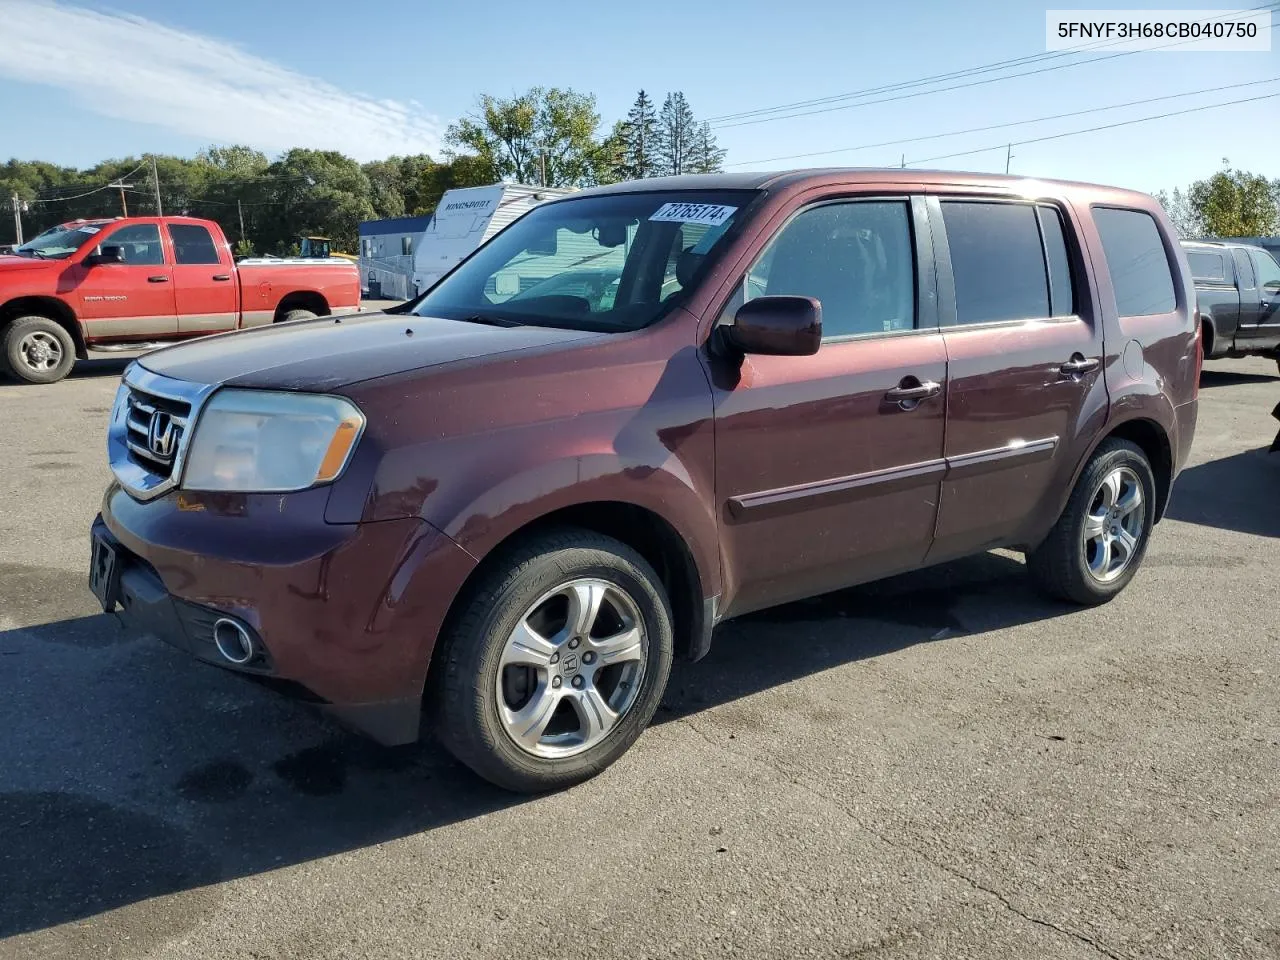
[927,196,1107,561]
[1249,247,1280,332]
[75,222,177,340]
[1230,247,1262,341]
[168,223,238,334]
[710,194,948,615]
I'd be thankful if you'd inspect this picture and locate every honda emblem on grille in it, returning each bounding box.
[147,411,177,459]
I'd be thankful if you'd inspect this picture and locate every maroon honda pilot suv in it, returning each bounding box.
[91,170,1200,792]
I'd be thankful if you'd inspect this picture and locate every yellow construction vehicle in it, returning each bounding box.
[297,235,359,262]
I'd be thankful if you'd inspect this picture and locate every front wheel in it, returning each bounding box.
[432,529,674,793]
[1,315,77,384]
[1028,438,1156,605]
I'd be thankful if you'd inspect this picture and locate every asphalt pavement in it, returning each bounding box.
[1,353,1277,960]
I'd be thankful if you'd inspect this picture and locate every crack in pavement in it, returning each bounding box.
[678,716,1130,960]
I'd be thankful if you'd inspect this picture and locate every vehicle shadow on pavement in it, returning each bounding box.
[1165,446,1280,538]
[658,550,1068,721]
[0,550,1068,943]
[1197,368,1278,389]
[70,357,133,380]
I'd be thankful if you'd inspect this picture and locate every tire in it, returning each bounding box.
[1,315,76,384]
[431,528,674,793]
[278,309,317,324]
[1028,438,1157,605]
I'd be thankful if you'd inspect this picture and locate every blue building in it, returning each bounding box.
[358,214,432,300]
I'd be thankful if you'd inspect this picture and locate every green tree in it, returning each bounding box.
[411,155,496,214]
[1152,186,1202,238]
[257,148,374,254]
[616,90,659,180]
[687,122,727,175]
[1189,160,1280,238]
[446,87,600,187]
[657,92,697,177]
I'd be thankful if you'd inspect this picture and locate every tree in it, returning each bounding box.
[256,148,375,254]
[411,154,496,214]
[1152,187,1202,238]
[446,87,600,187]
[618,90,659,180]
[687,122,727,175]
[1188,160,1280,238]
[657,92,697,176]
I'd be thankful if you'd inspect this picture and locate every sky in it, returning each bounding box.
[0,0,1277,195]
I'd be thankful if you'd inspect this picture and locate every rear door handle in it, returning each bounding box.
[147,275,169,283]
[212,274,231,281]
[1059,355,1100,376]
[885,379,941,408]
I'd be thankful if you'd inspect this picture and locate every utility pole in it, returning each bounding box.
[901,153,906,169]
[538,150,547,188]
[108,179,129,217]
[150,155,163,216]
[1005,143,1013,174]
[237,198,246,244]
[10,194,25,245]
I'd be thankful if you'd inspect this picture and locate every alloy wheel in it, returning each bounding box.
[495,578,647,759]
[1082,466,1146,583]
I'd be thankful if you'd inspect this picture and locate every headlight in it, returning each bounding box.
[182,389,365,493]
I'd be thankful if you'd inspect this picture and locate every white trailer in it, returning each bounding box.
[411,183,574,296]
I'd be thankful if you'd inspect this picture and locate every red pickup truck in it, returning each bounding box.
[0,216,361,383]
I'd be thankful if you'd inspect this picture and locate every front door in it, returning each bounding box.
[708,196,948,616]
[168,222,238,334]
[75,222,177,341]
[926,197,1113,560]
[1247,247,1280,335]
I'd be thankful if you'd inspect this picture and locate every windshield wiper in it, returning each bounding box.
[454,313,525,328]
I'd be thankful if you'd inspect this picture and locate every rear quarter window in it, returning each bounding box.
[1186,251,1226,282]
[1093,207,1177,317]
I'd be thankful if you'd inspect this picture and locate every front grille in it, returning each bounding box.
[123,387,192,479]
[108,365,217,501]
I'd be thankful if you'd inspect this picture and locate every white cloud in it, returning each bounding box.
[0,0,445,161]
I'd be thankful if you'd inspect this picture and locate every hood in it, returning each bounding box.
[0,255,58,274]
[137,311,604,391]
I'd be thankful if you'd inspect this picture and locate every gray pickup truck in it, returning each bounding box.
[1181,239,1280,366]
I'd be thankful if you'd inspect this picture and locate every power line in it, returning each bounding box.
[708,3,1280,129]
[902,89,1280,167]
[727,76,1280,167]
[31,159,151,204]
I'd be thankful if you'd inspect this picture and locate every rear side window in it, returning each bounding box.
[1186,251,1226,282]
[1232,249,1256,289]
[942,201,1049,324]
[1093,208,1176,317]
[169,224,221,265]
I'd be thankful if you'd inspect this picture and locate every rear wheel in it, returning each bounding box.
[277,309,317,324]
[1028,438,1156,605]
[432,529,674,793]
[1,315,76,384]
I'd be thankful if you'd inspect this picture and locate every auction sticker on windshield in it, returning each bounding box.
[649,203,737,226]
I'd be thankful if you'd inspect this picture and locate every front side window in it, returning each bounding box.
[415,190,757,332]
[1251,249,1280,294]
[99,224,164,266]
[169,224,221,265]
[941,201,1050,324]
[1092,207,1176,317]
[731,200,916,339]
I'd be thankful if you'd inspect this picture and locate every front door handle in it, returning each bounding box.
[212,274,231,281]
[1060,355,1100,376]
[147,275,169,283]
[885,378,941,409]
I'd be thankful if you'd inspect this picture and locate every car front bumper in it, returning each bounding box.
[93,483,477,744]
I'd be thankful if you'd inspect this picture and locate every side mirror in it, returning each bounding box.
[87,245,126,266]
[724,295,822,356]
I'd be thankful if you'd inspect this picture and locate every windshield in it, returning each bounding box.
[413,190,759,332]
[16,223,104,260]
